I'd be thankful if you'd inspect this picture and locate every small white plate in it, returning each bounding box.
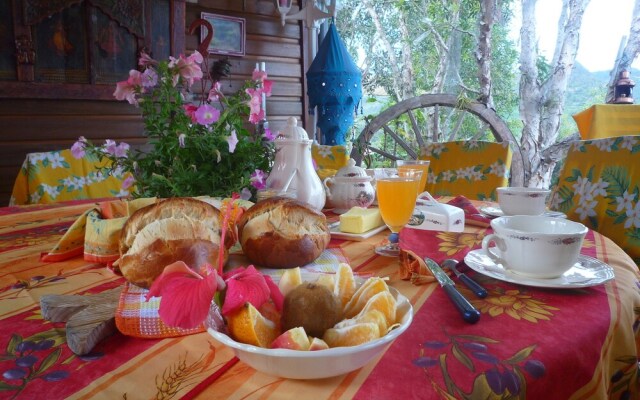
[479,206,567,219]
[330,224,387,241]
[464,249,614,288]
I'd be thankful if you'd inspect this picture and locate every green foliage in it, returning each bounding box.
[80,57,274,200]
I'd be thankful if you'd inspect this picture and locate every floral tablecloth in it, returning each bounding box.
[0,200,638,399]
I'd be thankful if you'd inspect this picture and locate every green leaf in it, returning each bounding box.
[34,347,62,376]
[601,166,630,199]
[505,345,536,364]
[452,343,474,372]
[6,333,22,356]
[0,382,21,391]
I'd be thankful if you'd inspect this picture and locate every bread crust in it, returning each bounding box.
[119,198,224,288]
[237,197,330,268]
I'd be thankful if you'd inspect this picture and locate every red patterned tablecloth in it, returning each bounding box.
[0,199,638,399]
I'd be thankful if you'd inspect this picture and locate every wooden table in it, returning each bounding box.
[0,200,638,399]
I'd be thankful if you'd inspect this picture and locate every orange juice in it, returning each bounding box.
[396,160,430,192]
[377,178,420,232]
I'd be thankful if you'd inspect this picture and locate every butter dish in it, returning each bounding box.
[406,192,465,232]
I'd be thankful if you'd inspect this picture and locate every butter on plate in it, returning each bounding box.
[339,207,384,234]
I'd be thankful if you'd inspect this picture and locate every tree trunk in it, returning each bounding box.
[477,0,496,110]
[519,0,590,188]
[606,0,640,103]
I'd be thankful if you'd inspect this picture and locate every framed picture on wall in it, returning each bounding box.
[200,13,245,56]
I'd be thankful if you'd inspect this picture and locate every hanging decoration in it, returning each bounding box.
[306,22,362,145]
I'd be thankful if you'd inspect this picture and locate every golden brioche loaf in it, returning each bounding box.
[119,197,225,288]
[237,196,330,268]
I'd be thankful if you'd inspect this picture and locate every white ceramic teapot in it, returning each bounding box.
[265,117,326,211]
[323,159,375,214]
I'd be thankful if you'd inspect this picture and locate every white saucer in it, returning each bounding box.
[463,249,614,288]
[479,206,566,219]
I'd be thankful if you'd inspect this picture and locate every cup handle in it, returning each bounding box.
[481,234,505,265]
[323,177,333,198]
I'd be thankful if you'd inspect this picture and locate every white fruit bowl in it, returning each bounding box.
[207,287,413,379]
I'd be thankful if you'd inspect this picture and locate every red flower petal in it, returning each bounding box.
[222,265,270,315]
[264,275,284,311]
[145,261,218,329]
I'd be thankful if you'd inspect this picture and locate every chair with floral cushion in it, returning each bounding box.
[418,140,513,201]
[10,149,134,205]
[549,135,640,264]
[311,142,350,181]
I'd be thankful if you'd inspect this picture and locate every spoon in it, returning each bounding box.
[442,259,488,298]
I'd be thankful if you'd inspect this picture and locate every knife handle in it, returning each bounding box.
[443,285,480,324]
[459,273,488,298]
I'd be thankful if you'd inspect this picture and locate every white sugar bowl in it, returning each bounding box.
[323,159,375,214]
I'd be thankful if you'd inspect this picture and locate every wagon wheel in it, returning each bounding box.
[350,93,524,186]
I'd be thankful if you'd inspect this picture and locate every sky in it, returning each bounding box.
[511,0,639,72]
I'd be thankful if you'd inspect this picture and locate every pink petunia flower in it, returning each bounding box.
[169,51,203,87]
[138,52,157,67]
[183,104,199,123]
[250,169,267,189]
[104,139,117,155]
[146,261,225,329]
[122,175,135,190]
[141,68,158,88]
[71,137,87,159]
[245,88,262,115]
[262,79,273,97]
[194,104,220,126]
[252,69,267,82]
[263,128,276,141]
[226,130,238,153]
[113,70,143,105]
[114,142,130,158]
[249,109,265,124]
[208,81,223,102]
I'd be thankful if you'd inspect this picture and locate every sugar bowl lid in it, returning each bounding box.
[334,159,371,181]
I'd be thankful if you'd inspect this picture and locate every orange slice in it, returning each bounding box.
[356,291,397,327]
[343,277,389,318]
[226,302,279,348]
[323,322,380,347]
[334,263,356,309]
[334,309,389,334]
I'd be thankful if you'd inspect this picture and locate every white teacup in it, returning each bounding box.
[497,187,551,215]
[481,215,588,278]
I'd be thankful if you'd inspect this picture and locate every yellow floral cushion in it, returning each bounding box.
[312,143,350,180]
[549,136,640,264]
[419,141,512,201]
[10,149,134,205]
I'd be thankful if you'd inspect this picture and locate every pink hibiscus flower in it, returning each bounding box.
[146,262,225,329]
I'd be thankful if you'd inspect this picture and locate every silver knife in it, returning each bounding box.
[424,257,480,324]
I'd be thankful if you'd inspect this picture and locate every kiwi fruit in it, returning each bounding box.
[282,282,343,338]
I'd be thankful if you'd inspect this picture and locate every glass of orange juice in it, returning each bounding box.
[375,168,423,257]
[396,159,430,194]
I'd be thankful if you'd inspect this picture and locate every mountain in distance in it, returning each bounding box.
[565,62,640,117]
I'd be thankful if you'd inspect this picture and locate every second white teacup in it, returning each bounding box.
[481,215,588,278]
[497,187,551,215]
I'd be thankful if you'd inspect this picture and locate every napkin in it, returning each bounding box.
[446,195,492,227]
[41,198,156,264]
[398,196,492,281]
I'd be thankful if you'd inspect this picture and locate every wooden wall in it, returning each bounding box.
[0,0,306,206]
